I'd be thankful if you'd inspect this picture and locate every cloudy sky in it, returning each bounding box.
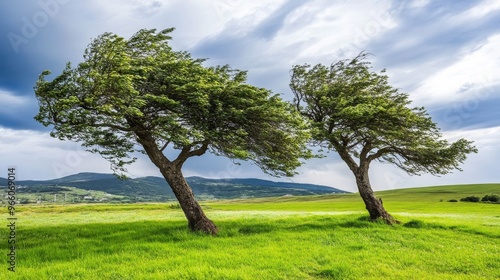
[1,0,499,192]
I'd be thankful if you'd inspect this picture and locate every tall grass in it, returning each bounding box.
[1,184,499,279]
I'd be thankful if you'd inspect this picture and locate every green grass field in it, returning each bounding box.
[1,184,499,279]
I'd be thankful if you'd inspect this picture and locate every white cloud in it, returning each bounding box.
[412,33,500,106]
[0,90,29,107]
[211,0,287,34]
[72,0,288,50]
[442,126,500,153]
[408,0,431,10]
[269,0,397,64]
[0,90,34,116]
[293,159,356,192]
[456,0,500,20]
[190,0,402,97]
[0,128,109,180]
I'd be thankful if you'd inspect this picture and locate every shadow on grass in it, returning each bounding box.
[313,266,355,280]
[16,216,370,252]
[9,214,498,265]
[403,219,500,239]
[338,216,379,228]
[237,224,275,235]
[12,221,190,262]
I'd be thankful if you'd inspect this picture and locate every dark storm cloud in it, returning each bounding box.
[0,1,78,94]
[0,1,93,130]
[429,95,500,130]
[0,94,42,130]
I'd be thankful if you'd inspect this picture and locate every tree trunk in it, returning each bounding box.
[355,167,399,224]
[160,166,218,235]
[134,130,218,235]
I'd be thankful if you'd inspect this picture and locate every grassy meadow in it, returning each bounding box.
[1,184,499,279]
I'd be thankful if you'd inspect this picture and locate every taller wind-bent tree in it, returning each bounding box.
[290,53,477,224]
[34,28,311,234]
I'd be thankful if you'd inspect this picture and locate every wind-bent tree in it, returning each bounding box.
[290,53,477,224]
[34,28,311,234]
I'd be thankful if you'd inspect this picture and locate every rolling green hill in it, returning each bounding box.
[205,183,500,213]
[0,172,346,203]
[1,183,498,279]
[375,183,500,201]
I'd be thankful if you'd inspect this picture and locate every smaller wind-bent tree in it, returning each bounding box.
[34,28,312,234]
[290,53,477,224]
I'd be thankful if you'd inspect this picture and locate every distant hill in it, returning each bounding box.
[374,183,500,202]
[0,172,347,202]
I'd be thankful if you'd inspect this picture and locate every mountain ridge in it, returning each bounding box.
[0,172,348,202]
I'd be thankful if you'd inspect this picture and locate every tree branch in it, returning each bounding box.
[186,140,210,158]
[91,122,135,131]
[366,146,397,163]
[174,140,210,167]
[159,140,170,152]
[359,141,372,167]
[134,129,172,167]
[367,147,390,162]
[331,140,358,173]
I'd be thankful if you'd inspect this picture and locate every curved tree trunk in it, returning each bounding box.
[355,167,398,224]
[134,130,218,235]
[161,166,218,235]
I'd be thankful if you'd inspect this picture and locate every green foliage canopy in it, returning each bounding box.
[35,28,311,177]
[290,53,477,176]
